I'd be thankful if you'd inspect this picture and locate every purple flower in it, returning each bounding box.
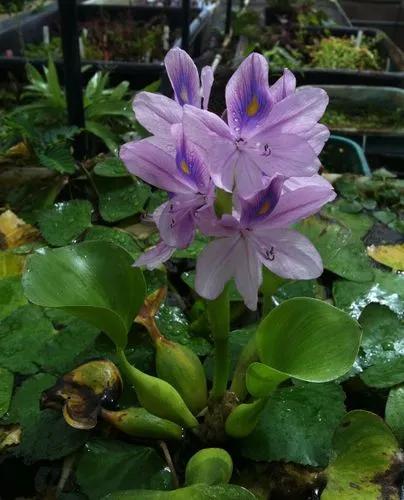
[194,175,336,310]
[132,48,214,150]
[121,124,214,267]
[183,53,330,198]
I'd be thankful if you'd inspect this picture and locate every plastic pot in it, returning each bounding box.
[321,134,371,175]
[317,84,404,157]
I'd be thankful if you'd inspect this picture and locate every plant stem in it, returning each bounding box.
[206,285,230,400]
[261,268,285,317]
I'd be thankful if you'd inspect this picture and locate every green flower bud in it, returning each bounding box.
[185,448,233,486]
[225,398,267,438]
[156,338,207,415]
[117,350,198,429]
[101,407,183,440]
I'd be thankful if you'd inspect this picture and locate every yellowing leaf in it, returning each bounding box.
[0,424,21,452]
[0,252,25,278]
[0,210,39,250]
[367,244,404,271]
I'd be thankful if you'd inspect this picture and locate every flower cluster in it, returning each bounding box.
[121,48,336,310]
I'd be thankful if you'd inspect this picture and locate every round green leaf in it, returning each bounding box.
[256,298,362,382]
[239,383,346,467]
[386,386,404,446]
[323,410,400,499]
[77,439,173,499]
[22,241,146,348]
[38,200,93,247]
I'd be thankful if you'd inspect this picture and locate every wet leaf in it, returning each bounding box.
[0,368,13,418]
[367,243,404,271]
[357,304,404,388]
[146,190,169,213]
[38,310,101,375]
[296,215,374,282]
[322,202,374,239]
[0,210,39,249]
[0,305,55,375]
[239,383,346,467]
[97,177,151,222]
[6,373,89,462]
[22,241,146,348]
[85,226,142,259]
[76,438,173,499]
[256,298,361,382]
[94,157,129,177]
[333,269,404,318]
[156,304,211,356]
[322,410,400,499]
[272,279,326,306]
[385,386,404,446]
[38,200,93,246]
[0,276,27,321]
[174,234,209,259]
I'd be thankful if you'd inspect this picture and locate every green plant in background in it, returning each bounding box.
[309,35,383,70]
[0,59,133,165]
[0,0,45,15]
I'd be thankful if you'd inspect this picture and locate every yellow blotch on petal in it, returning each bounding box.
[257,200,271,216]
[180,160,190,175]
[246,95,259,117]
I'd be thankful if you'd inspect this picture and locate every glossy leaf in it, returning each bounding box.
[76,438,173,499]
[185,448,233,486]
[322,410,400,499]
[297,216,374,282]
[358,304,404,388]
[256,298,361,382]
[22,241,146,348]
[94,157,129,177]
[97,177,151,222]
[85,226,142,259]
[0,251,25,278]
[240,383,346,467]
[38,200,93,246]
[333,269,404,318]
[385,386,404,446]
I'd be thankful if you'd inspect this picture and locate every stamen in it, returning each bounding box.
[263,144,271,157]
[265,247,275,261]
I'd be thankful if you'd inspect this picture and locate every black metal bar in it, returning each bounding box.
[225,0,233,35]
[181,0,190,51]
[57,0,86,158]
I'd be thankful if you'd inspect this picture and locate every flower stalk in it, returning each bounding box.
[206,284,230,400]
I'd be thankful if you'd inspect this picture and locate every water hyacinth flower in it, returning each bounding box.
[133,48,214,150]
[194,175,336,310]
[121,125,214,268]
[183,53,329,198]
